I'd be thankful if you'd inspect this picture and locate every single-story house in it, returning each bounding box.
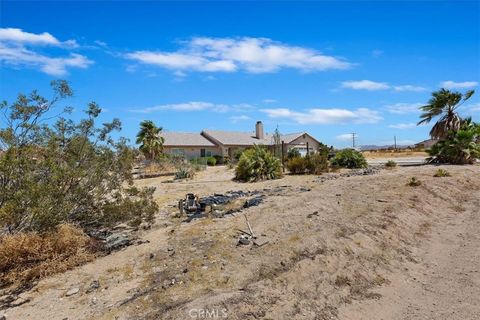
[161,121,322,159]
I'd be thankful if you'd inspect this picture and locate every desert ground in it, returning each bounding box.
[3,163,480,320]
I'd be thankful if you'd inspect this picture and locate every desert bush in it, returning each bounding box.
[385,160,397,168]
[407,177,422,187]
[0,81,158,233]
[287,157,307,174]
[0,224,95,287]
[233,149,244,162]
[330,149,367,169]
[213,155,224,165]
[287,148,301,159]
[433,168,451,177]
[306,147,329,174]
[206,156,217,166]
[235,145,282,182]
[427,119,480,164]
[174,166,195,180]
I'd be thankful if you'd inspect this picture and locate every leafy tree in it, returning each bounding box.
[136,120,164,160]
[0,81,158,233]
[287,148,301,159]
[235,145,282,182]
[418,88,475,139]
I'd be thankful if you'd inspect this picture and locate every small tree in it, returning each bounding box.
[136,120,164,161]
[0,81,158,233]
[418,88,474,139]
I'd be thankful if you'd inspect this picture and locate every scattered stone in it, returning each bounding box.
[238,234,251,245]
[0,314,5,320]
[65,288,80,297]
[299,187,311,192]
[307,211,319,218]
[105,233,130,251]
[183,268,188,274]
[90,297,98,305]
[134,239,150,245]
[112,223,131,231]
[86,280,100,293]
[149,253,155,259]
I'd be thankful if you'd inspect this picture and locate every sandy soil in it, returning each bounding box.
[3,164,480,320]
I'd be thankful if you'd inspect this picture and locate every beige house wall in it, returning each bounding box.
[163,146,221,159]
[288,134,321,154]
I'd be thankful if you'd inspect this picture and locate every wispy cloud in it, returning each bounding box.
[262,99,277,103]
[341,80,427,92]
[261,107,382,124]
[230,115,251,123]
[385,102,423,114]
[0,27,92,75]
[341,80,390,91]
[371,49,384,58]
[388,122,418,129]
[393,85,427,92]
[129,101,254,114]
[440,80,478,89]
[336,133,356,141]
[125,37,353,74]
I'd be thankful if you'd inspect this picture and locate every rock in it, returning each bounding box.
[0,314,6,320]
[86,280,100,293]
[149,253,155,259]
[105,233,130,251]
[238,235,251,245]
[66,287,80,296]
[112,223,132,231]
[90,297,98,305]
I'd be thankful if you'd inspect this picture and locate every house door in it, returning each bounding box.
[200,149,206,157]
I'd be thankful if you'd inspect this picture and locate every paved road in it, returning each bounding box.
[367,156,427,166]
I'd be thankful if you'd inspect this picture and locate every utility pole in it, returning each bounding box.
[351,133,357,148]
[394,135,397,150]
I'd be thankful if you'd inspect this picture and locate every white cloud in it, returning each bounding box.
[261,107,382,124]
[336,133,356,141]
[385,102,423,114]
[440,81,478,89]
[393,85,427,92]
[125,37,352,74]
[388,123,417,129]
[465,103,480,112]
[341,80,390,91]
[341,80,427,92]
[0,28,91,75]
[262,99,277,103]
[230,115,250,123]
[130,102,254,114]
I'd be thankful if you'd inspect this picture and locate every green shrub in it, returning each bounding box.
[330,149,367,169]
[206,156,217,166]
[287,157,307,174]
[235,145,282,182]
[306,149,329,175]
[385,160,397,168]
[287,148,301,159]
[433,168,451,177]
[427,120,480,164]
[0,81,158,233]
[407,177,422,187]
[213,155,223,165]
[174,166,195,180]
[234,149,245,161]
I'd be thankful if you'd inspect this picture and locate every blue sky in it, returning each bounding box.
[1,1,479,147]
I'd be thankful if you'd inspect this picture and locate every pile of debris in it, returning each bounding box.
[315,166,381,183]
[179,191,266,222]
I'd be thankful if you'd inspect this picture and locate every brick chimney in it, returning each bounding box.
[255,121,264,139]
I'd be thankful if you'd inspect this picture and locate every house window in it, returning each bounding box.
[172,148,185,156]
[200,149,206,157]
[206,150,212,157]
[200,149,212,157]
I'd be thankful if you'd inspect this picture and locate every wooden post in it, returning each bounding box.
[281,140,285,172]
[306,142,309,155]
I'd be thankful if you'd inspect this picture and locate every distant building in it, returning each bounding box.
[414,138,439,149]
[161,121,322,159]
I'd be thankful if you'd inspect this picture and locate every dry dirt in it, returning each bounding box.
[3,164,480,320]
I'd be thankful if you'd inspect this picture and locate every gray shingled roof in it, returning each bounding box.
[202,130,274,146]
[201,130,314,146]
[161,132,216,147]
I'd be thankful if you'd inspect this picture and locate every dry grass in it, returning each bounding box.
[362,150,428,159]
[0,224,95,288]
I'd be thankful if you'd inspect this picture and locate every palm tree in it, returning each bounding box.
[136,120,164,160]
[418,88,475,139]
